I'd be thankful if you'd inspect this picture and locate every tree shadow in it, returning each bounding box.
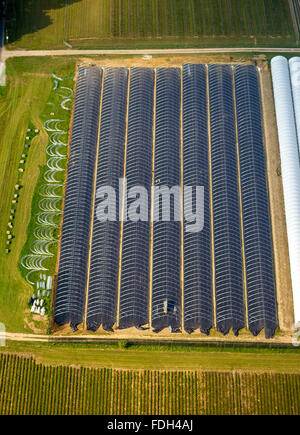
[3,0,81,45]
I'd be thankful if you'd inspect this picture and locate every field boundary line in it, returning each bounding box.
[1,331,296,347]
[4,48,300,61]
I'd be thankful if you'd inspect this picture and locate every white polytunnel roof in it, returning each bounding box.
[271,56,300,328]
[289,57,300,157]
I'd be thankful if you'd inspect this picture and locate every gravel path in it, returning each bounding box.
[2,46,300,61]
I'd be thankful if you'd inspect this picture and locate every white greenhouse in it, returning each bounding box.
[271,56,300,329]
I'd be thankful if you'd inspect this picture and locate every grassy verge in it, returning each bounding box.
[1,340,299,372]
[0,57,76,333]
[18,70,73,325]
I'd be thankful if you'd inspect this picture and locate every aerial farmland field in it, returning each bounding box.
[6,0,298,50]
[1,0,300,418]
[0,53,296,342]
[0,56,77,333]
[0,350,299,415]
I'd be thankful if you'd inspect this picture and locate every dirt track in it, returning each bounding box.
[259,68,295,331]
[3,47,300,61]
[0,331,296,346]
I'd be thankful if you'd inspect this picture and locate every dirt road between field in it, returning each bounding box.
[2,47,300,61]
[0,330,296,346]
[259,67,295,331]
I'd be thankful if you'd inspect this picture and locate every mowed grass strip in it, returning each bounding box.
[0,62,51,332]
[0,353,299,415]
[0,57,76,333]
[7,0,296,49]
[2,340,300,373]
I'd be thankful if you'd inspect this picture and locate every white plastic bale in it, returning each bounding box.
[271,56,300,328]
[46,275,53,290]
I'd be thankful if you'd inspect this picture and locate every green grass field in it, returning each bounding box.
[2,340,300,372]
[0,352,299,414]
[0,57,76,333]
[6,0,297,50]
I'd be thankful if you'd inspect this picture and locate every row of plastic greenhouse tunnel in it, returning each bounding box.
[271,56,300,331]
[54,63,282,338]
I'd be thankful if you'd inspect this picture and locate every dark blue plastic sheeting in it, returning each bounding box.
[87,68,128,332]
[151,68,182,331]
[182,64,213,335]
[54,63,278,340]
[208,64,245,336]
[54,66,102,329]
[118,68,154,329]
[234,65,277,339]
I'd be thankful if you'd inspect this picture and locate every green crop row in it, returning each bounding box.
[6,0,297,50]
[0,353,299,415]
